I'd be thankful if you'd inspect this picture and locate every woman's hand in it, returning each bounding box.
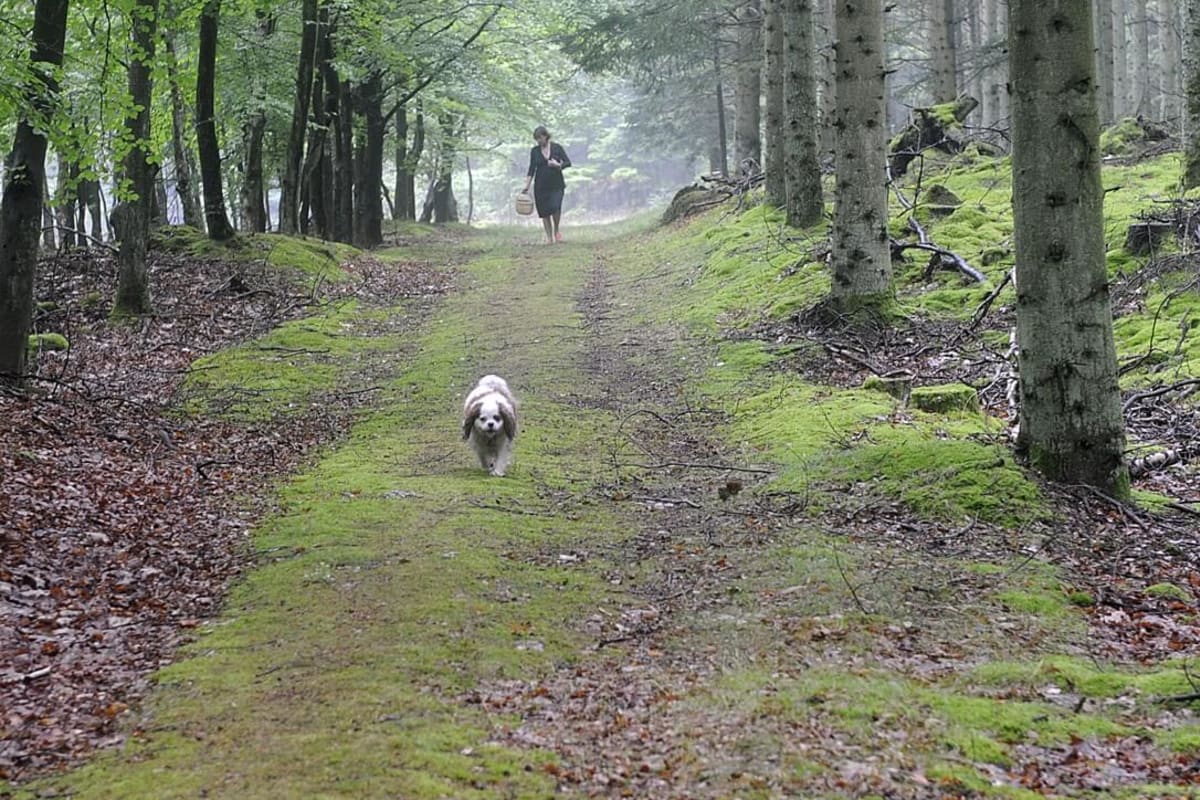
[548,158,561,168]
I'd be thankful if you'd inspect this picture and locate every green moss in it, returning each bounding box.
[27,332,69,352]
[1146,582,1192,602]
[151,225,355,284]
[909,383,980,413]
[1100,117,1147,156]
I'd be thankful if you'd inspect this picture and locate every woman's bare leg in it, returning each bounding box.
[541,216,554,243]
[552,211,562,240]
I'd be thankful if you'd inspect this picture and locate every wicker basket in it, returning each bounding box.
[514,191,535,216]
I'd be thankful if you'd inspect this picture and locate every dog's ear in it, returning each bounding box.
[500,404,518,440]
[462,401,480,440]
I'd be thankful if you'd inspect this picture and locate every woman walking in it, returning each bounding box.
[523,126,571,243]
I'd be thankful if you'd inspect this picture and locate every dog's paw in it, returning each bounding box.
[490,468,506,477]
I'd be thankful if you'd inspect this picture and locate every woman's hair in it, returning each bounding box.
[533,125,551,140]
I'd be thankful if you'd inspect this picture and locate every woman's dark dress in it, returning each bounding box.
[527,142,571,218]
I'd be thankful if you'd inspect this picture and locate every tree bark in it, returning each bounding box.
[831,0,892,308]
[1185,0,1200,187]
[782,0,823,227]
[1114,0,1130,117]
[1130,0,1152,115]
[394,103,409,219]
[196,0,234,240]
[165,33,203,228]
[816,0,837,159]
[983,0,1008,126]
[354,72,385,247]
[55,151,77,248]
[763,0,786,204]
[929,0,958,102]
[431,113,459,224]
[280,0,318,235]
[1009,0,1129,495]
[240,11,274,234]
[1160,0,1181,122]
[408,107,424,219]
[712,33,729,177]
[0,0,69,387]
[1096,0,1116,123]
[113,0,159,317]
[734,0,763,171]
[333,78,354,243]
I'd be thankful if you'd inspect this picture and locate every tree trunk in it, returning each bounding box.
[1160,0,1181,123]
[333,78,355,243]
[1115,0,1130,117]
[196,0,234,241]
[983,0,1008,127]
[394,103,409,219]
[930,0,958,102]
[1131,0,1152,115]
[407,107,424,219]
[1009,0,1129,495]
[831,0,892,308]
[1184,0,1200,187]
[734,0,763,171]
[165,33,203,229]
[782,0,823,227]
[431,114,459,224]
[816,0,837,160]
[354,72,384,247]
[280,0,317,235]
[41,174,56,250]
[713,33,729,177]
[1096,0,1116,124]
[113,0,159,317]
[56,151,77,248]
[0,0,69,387]
[305,4,333,238]
[240,11,274,234]
[763,0,786,204]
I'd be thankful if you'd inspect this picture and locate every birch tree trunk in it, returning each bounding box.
[196,0,235,240]
[782,0,823,227]
[763,0,787,204]
[831,0,892,308]
[113,0,159,316]
[0,0,69,387]
[735,0,763,171]
[1184,0,1200,187]
[930,0,958,102]
[1009,0,1129,495]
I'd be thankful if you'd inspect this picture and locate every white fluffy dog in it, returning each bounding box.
[462,375,518,476]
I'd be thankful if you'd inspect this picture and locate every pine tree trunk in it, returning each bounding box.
[1114,0,1130,117]
[735,0,763,171]
[1096,0,1116,123]
[165,34,203,229]
[930,0,958,102]
[1131,0,1152,115]
[782,0,823,227]
[712,34,729,176]
[0,0,69,387]
[280,0,317,235]
[1009,0,1128,495]
[1184,0,1200,187]
[196,0,234,241]
[113,0,159,317]
[763,0,786,204]
[816,0,837,159]
[831,0,892,308]
[984,0,1008,127]
[1160,0,1181,122]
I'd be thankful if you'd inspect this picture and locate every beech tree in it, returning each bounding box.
[1009,0,1129,495]
[112,0,159,316]
[196,0,234,241]
[831,0,892,309]
[0,0,70,387]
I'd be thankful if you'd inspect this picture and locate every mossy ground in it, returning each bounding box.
[15,150,1200,797]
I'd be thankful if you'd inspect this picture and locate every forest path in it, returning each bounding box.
[36,223,797,798]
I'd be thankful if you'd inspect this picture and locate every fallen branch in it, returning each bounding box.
[1123,378,1200,413]
[891,218,987,283]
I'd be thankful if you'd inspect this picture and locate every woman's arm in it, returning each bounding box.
[524,147,536,190]
[553,144,571,169]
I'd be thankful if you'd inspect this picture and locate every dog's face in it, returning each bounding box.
[463,393,517,441]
